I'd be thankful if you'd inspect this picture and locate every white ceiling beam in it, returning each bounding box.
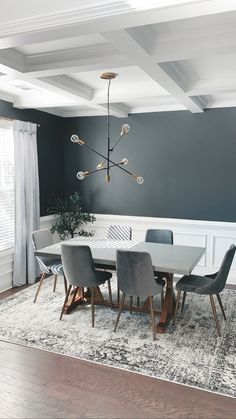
[92,84,167,104]
[187,78,236,96]
[39,75,93,101]
[21,44,131,78]
[0,56,131,80]
[103,28,204,113]
[0,49,24,71]
[0,1,236,49]
[0,89,17,103]
[108,103,130,118]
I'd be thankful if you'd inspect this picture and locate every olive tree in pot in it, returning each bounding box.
[47,192,96,240]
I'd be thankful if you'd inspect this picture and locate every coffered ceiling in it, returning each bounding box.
[1,0,236,117]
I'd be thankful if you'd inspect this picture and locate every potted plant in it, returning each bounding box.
[47,191,96,240]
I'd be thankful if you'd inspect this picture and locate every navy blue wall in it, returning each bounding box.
[63,108,236,222]
[0,100,65,215]
[1,99,236,222]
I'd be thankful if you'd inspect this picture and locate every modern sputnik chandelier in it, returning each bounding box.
[70,72,144,184]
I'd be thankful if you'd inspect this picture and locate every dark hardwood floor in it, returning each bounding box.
[0,285,235,418]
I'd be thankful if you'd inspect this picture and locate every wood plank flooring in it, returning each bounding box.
[0,285,235,418]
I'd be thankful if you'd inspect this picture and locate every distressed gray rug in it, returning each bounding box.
[0,277,235,397]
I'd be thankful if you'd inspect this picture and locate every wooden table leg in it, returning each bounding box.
[64,287,86,314]
[157,273,175,334]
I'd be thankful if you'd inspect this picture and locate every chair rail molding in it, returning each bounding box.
[1,213,236,292]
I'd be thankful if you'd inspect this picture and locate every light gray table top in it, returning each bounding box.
[35,237,205,275]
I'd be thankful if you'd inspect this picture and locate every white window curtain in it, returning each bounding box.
[13,120,40,286]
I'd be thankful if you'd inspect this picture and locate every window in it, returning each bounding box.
[0,121,14,251]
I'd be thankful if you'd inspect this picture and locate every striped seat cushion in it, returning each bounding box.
[36,256,63,275]
[107,225,132,241]
[50,263,63,275]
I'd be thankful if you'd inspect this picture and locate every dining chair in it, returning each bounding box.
[145,229,174,304]
[107,224,132,303]
[107,225,132,241]
[114,250,164,341]
[32,229,67,303]
[60,244,113,326]
[173,244,236,336]
[145,229,173,245]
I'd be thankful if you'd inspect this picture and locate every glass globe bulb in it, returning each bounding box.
[121,158,128,165]
[76,171,85,180]
[71,134,79,143]
[97,161,105,170]
[120,124,130,136]
[136,176,144,184]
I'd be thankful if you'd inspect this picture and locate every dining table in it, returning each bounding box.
[35,236,205,333]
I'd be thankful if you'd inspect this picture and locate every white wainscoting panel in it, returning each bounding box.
[90,214,236,284]
[1,214,236,292]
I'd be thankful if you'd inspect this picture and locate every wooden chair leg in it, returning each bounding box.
[181,291,187,313]
[114,293,126,332]
[33,272,46,303]
[107,279,113,309]
[53,275,58,292]
[117,283,120,304]
[173,290,181,325]
[209,295,221,337]
[59,285,72,320]
[149,296,156,341]
[130,296,133,314]
[216,293,227,321]
[91,287,95,327]
[63,275,68,294]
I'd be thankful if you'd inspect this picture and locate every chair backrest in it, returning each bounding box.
[107,225,132,241]
[145,229,173,245]
[116,250,163,297]
[32,229,54,250]
[61,244,98,287]
[32,229,54,273]
[200,244,236,294]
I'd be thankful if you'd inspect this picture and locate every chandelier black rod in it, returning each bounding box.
[85,162,125,176]
[78,141,136,178]
[107,78,111,181]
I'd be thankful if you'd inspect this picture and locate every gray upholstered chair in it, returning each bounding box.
[32,229,67,303]
[60,244,113,326]
[114,250,164,341]
[173,244,236,336]
[145,229,173,245]
[107,225,132,241]
[145,229,174,303]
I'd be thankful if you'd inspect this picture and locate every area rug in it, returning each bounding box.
[0,277,235,398]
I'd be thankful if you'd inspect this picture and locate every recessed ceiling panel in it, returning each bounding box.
[17,34,106,55]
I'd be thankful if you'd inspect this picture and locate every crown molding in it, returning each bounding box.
[0,2,130,36]
[1,0,236,37]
